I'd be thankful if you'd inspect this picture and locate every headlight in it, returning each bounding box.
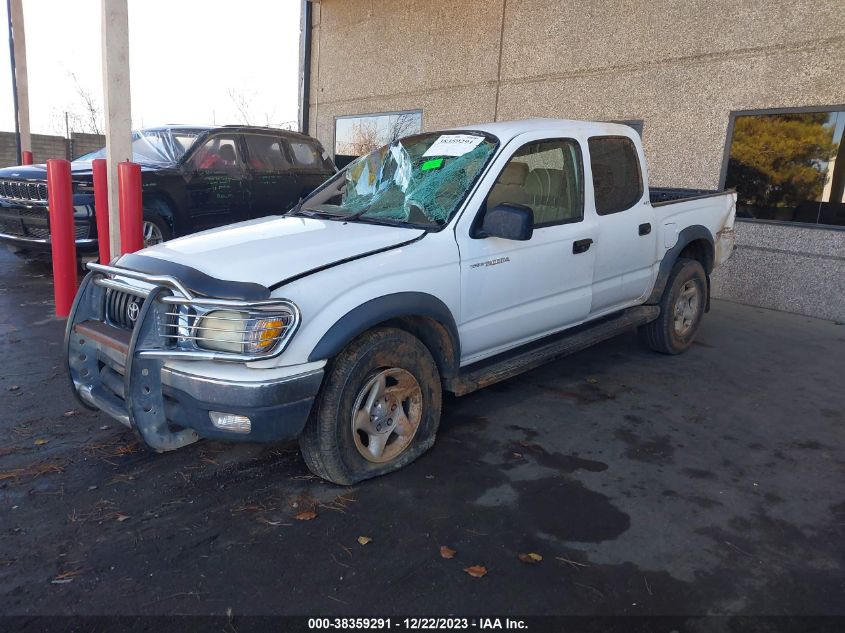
[194,309,295,356]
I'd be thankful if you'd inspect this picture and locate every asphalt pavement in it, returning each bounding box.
[1,249,843,621]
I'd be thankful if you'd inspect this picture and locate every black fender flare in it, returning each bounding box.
[646,224,714,304]
[142,193,177,236]
[307,292,460,366]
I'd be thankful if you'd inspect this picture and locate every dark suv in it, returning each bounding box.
[0,125,336,259]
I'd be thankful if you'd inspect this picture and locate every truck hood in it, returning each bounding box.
[131,215,426,290]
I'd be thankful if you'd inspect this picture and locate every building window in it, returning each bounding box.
[334,111,422,168]
[723,107,845,228]
[588,136,643,215]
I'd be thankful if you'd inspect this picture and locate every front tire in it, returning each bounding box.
[639,258,707,354]
[142,212,171,248]
[299,327,442,485]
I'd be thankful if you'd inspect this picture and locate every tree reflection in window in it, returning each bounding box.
[335,111,422,169]
[725,110,845,227]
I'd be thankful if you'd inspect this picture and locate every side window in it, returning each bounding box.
[486,139,583,227]
[244,135,290,173]
[289,139,325,169]
[191,136,243,174]
[588,136,643,215]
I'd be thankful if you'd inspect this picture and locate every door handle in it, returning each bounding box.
[572,238,593,254]
[639,223,652,236]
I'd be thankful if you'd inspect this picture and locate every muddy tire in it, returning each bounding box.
[299,327,442,485]
[639,258,707,355]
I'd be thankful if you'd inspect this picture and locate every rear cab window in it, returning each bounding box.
[588,136,643,215]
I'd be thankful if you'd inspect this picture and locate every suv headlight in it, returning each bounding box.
[194,309,295,356]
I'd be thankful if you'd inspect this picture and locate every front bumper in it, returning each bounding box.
[66,271,321,451]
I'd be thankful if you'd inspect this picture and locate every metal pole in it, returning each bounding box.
[6,0,21,165]
[298,0,312,135]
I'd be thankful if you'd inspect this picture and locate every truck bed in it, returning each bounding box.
[650,187,733,207]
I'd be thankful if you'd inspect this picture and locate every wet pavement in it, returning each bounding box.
[1,249,844,618]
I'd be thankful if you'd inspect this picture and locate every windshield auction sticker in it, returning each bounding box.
[423,134,485,157]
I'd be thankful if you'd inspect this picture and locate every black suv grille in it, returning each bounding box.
[0,180,48,201]
[105,289,145,330]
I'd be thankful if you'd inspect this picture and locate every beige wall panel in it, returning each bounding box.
[499,0,845,81]
[313,83,499,155]
[496,39,845,187]
[315,0,504,104]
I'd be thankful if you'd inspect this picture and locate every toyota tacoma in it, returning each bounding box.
[66,119,736,484]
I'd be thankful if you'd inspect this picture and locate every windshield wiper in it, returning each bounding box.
[341,204,375,223]
[288,198,346,219]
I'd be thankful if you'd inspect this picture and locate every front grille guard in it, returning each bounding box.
[65,264,299,452]
[86,262,301,363]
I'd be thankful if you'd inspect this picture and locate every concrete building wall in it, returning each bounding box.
[69,132,106,159]
[306,0,845,320]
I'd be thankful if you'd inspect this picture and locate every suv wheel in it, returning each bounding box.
[142,213,171,247]
[299,327,442,485]
[639,257,707,354]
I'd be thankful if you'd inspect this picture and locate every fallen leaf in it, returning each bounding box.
[586,377,598,384]
[34,438,49,446]
[440,545,456,559]
[518,552,543,564]
[464,565,487,578]
[357,536,372,545]
[295,510,317,521]
[115,514,130,522]
[63,410,79,417]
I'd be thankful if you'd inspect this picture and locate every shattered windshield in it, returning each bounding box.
[299,131,498,228]
[77,128,205,166]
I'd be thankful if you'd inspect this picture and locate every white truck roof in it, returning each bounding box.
[451,118,636,142]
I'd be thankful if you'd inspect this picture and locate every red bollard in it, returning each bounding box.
[22,150,33,165]
[92,159,111,263]
[117,161,143,254]
[46,159,78,318]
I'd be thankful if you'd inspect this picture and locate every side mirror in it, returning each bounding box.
[477,203,534,241]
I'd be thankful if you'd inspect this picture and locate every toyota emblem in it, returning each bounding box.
[127,301,140,323]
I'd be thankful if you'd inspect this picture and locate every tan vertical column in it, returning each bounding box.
[100,0,132,258]
[9,0,29,156]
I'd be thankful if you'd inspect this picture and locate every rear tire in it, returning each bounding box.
[639,258,707,355]
[299,327,442,485]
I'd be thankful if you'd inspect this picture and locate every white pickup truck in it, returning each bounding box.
[66,119,736,484]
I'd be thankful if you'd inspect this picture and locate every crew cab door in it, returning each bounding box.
[183,134,249,230]
[586,135,657,314]
[456,135,597,363]
[242,133,300,218]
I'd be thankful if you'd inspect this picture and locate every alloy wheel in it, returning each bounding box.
[351,367,423,463]
[673,280,700,336]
